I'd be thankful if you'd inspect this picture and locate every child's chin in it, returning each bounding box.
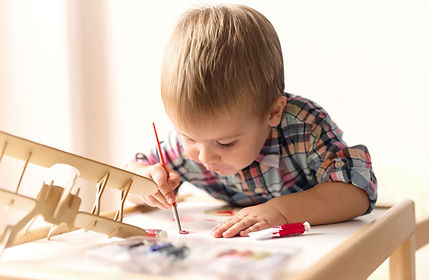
[214,169,237,176]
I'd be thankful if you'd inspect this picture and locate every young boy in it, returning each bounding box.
[128,4,377,238]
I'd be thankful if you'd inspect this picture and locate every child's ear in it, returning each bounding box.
[267,96,286,127]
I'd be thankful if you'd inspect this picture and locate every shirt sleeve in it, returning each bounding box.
[133,130,188,182]
[307,115,378,214]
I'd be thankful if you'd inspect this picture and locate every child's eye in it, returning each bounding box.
[216,140,237,150]
[182,136,195,143]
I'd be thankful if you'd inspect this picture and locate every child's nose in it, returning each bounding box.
[198,145,220,165]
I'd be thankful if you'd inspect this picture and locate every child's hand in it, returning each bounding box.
[210,202,287,238]
[126,162,181,210]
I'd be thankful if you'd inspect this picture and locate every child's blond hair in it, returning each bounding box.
[161,4,284,128]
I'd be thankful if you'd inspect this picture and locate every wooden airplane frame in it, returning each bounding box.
[0,130,158,256]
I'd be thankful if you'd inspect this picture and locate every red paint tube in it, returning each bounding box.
[248,222,310,240]
[145,229,168,241]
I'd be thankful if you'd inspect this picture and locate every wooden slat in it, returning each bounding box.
[390,234,416,280]
[375,201,394,209]
[0,189,37,212]
[74,212,148,238]
[416,216,429,250]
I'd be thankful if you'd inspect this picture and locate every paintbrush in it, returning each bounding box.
[152,122,183,232]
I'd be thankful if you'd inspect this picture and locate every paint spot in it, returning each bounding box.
[236,250,253,257]
[203,218,218,222]
[216,210,234,216]
[179,230,191,235]
[204,207,237,216]
[216,249,237,258]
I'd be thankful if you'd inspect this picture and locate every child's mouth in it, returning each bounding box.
[207,165,230,173]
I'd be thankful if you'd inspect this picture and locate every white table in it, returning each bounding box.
[0,193,415,280]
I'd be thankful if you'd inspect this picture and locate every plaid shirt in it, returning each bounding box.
[136,93,377,214]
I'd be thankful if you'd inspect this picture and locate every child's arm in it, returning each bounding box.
[211,181,369,238]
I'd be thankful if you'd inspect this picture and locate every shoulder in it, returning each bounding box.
[279,93,341,139]
[282,93,329,126]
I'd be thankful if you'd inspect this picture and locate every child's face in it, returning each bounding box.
[174,111,272,176]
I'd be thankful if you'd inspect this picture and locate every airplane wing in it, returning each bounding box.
[74,212,148,239]
[0,131,158,196]
[0,189,37,212]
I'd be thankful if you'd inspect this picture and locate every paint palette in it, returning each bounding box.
[84,236,291,279]
[85,236,190,274]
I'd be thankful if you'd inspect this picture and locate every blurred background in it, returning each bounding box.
[0,0,428,278]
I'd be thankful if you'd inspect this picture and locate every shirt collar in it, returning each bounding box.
[255,125,283,168]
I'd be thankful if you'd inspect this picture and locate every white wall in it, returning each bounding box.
[0,0,70,148]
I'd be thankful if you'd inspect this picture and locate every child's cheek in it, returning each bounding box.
[183,145,199,162]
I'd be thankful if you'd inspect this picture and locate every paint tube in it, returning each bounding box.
[145,229,168,241]
[248,222,310,240]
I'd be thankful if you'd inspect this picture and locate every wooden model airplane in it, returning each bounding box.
[0,130,158,256]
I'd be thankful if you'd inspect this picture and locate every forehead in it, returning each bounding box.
[173,110,260,141]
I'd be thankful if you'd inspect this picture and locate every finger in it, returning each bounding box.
[155,167,181,205]
[211,220,229,238]
[210,211,250,234]
[222,218,259,238]
[163,186,176,205]
[141,195,155,207]
[152,191,171,209]
[211,218,241,238]
[210,217,234,233]
[165,171,181,204]
[127,194,147,205]
[151,165,173,196]
[166,166,180,182]
[239,222,268,237]
[144,193,169,210]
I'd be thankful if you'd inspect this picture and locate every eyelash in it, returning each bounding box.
[182,135,236,150]
[216,141,237,150]
[183,137,194,143]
